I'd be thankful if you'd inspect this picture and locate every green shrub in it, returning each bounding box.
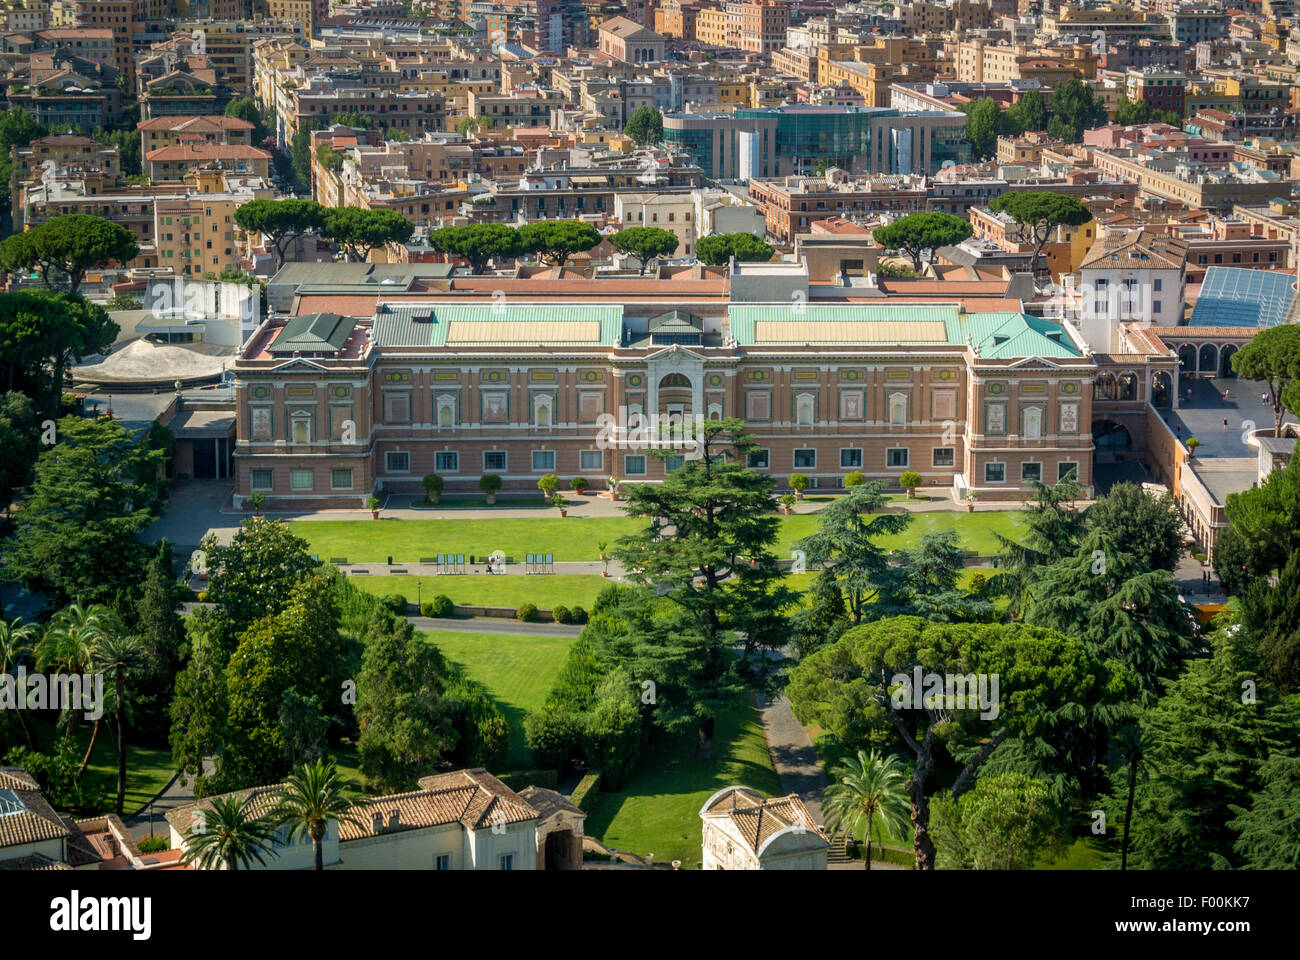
[569,771,601,811]
[552,604,571,624]
[137,835,170,854]
[524,705,581,771]
[517,602,538,622]
[569,605,588,624]
[381,593,408,614]
[196,590,209,602]
[494,768,560,790]
[421,595,453,617]
[844,470,866,488]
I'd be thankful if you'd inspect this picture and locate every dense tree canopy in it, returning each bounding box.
[427,223,524,273]
[233,198,328,269]
[0,292,117,415]
[1230,322,1300,436]
[988,191,1092,276]
[0,215,138,294]
[623,106,664,144]
[517,220,602,266]
[1083,481,1185,571]
[322,207,414,262]
[694,232,773,266]
[609,226,679,273]
[872,212,973,272]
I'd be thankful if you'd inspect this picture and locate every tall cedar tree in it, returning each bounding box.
[611,418,796,758]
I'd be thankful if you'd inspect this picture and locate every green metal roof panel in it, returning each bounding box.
[373,303,625,347]
[958,312,1081,359]
[269,312,356,352]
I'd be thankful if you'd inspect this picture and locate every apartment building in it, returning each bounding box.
[748,171,930,242]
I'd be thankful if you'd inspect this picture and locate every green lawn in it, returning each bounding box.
[584,703,783,869]
[775,509,1026,558]
[416,630,576,768]
[296,516,641,563]
[350,573,608,611]
[28,723,177,817]
[294,509,1027,563]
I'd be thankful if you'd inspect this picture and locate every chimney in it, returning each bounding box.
[387,809,400,831]
[371,812,384,835]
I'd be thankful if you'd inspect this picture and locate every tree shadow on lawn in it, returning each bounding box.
[583,705,782,865]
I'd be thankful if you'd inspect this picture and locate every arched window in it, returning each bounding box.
[659,373,692,389]
[888,392,907,425]
[1152,371,1172,408]
[795,393,815,426]
[1093,372,1116,401]
[1199,343,1218,374]
[1117,371,1138,401]
[707,402,722,420]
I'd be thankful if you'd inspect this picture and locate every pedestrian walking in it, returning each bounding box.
[1223,418,1229,432]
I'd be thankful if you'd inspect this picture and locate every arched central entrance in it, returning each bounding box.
[1092,419,1132,454]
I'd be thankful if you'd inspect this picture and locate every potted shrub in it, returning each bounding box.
[597,541,610,576]
[367,495,381,519]
[551,492,569,517]
[480,473,502,504]
[844,470,865,489]
[779,492,797,515]
[537,472,559,499]
[1186,437,1200,458]
[571,476,590,496]
[421,473,443,505]
[245,492,266,517]
[965,489,978,513]
[899,470,922,499]
[788,472,810,501]
[607,475,622,500]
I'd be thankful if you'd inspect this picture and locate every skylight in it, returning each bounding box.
[0,789,27,817]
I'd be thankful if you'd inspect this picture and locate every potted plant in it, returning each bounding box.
[898,470,922,499]
[779,492,797,515]
[965,489,978,513]
[421,473,443,505]
[551,492,568,517]
[571,476,590,496]
[788,473,810,501]
[537,472,559,500]
[597,541,610,576]
[367,495,381,519]
[480,473,502,504]
[607,475,621,500]
[1186,437,1200,458]
[246,491,266,517]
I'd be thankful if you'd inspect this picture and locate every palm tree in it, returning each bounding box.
[95,632,144,814]
[181,794,279,871]
[37,603,115,761]
[272,758,358,871]
[1110,722,1158,871]
[0,617,37,748]
[822,749,911,870]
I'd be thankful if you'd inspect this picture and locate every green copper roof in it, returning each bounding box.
[268,312,356,353]
[373,304,625,347]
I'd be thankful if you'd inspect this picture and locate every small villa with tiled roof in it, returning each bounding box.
[700,786,829,870]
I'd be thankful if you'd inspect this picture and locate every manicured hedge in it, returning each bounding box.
[569,771,601,811]
[495,768,559,791]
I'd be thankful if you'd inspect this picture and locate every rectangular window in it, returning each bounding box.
[434,854,451,870]
[499,854,514,871]
[793,449,816,469]
[933,448,954,467]
[1058,461,1079,482]
[532,450,555,472]
[1022,462,1042,483]
[985,462,1005,483]
[1153,278,1163,291]
[330,469,353,490]
[386,451,410,473]
[579,450,603,471]
[665,455,685,472]
[384,392,411,423]
[747,449,770,469]
[435,451,459,472]
[251,469,273,491]
[484,451,507,471]
[840,448,862,468]
[886,448,909,468]
[290,469,313,491]
[624,454,647,475]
